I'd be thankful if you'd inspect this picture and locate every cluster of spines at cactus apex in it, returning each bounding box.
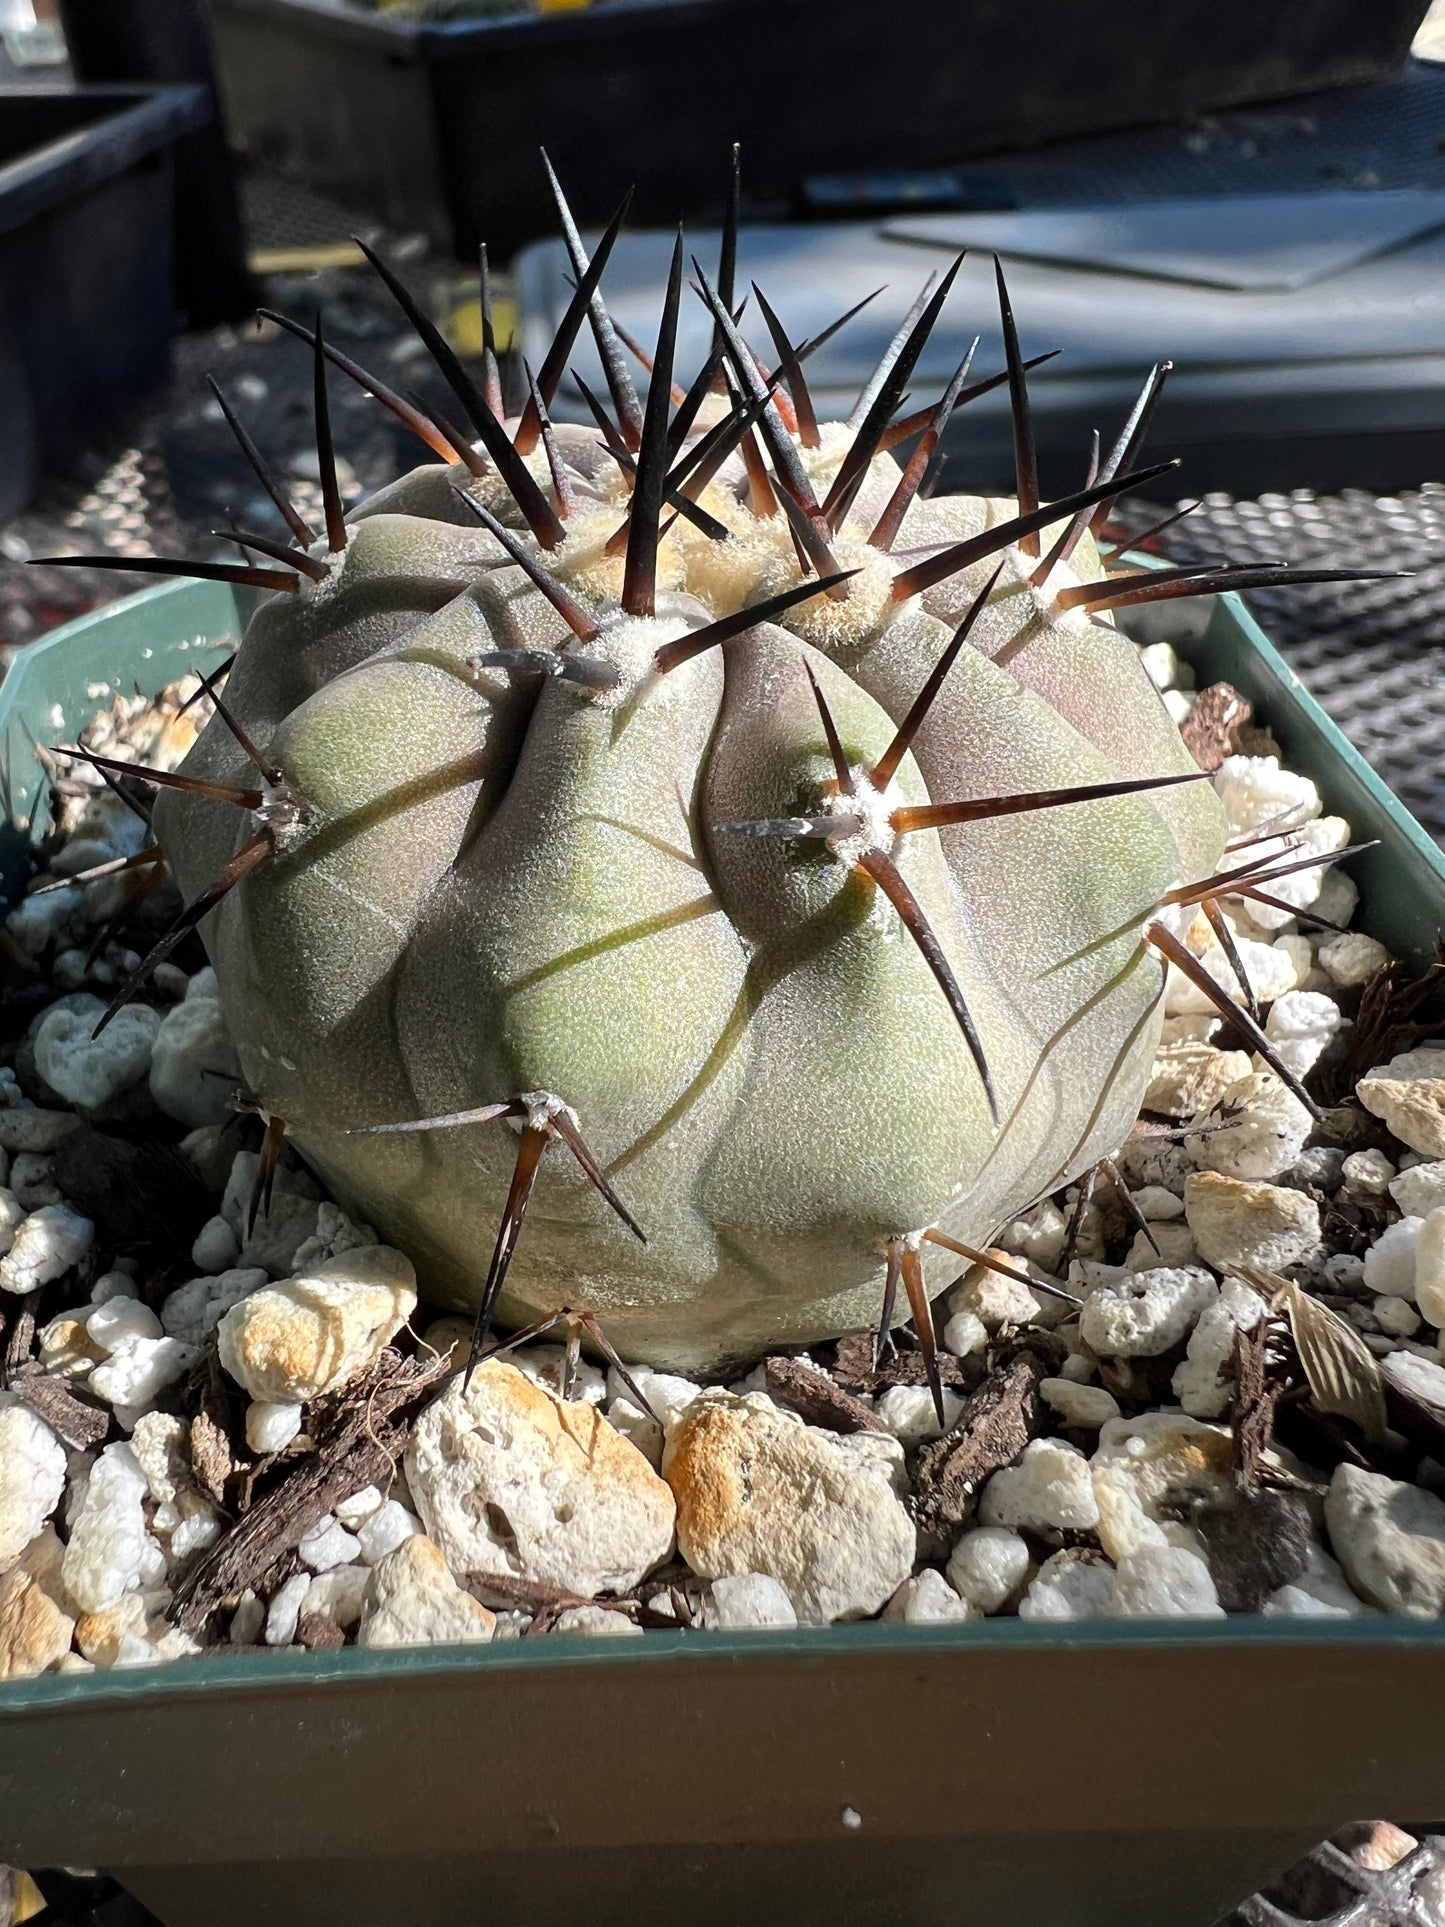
[35,149,1400,1416]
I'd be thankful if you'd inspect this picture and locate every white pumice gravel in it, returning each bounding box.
[356,1500,423,1567]
[297,1515,362,1572]
[882,1569,976,1623]
[32,999,161,1111]
[1110,1546,1224,1619]
[704,1572,799,1630]
[979,1438,1100,1532]
[874,1383,965,1445]
[1017,1551,1118,1622]
[946,1527,1033,1615]
[1363,1218,1424,1299]
[1080,1267,1218,1358]
[7,665,1445,1673]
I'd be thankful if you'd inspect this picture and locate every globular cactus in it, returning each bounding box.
[47,161,1380,1384]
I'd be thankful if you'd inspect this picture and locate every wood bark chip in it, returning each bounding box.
[170,1348,450,1632]
[908,1349,1047,1553]
[763,1355,888,1434]
[829,1331,978,1397]
[1340,948,1445,1093]
[188,1356,239,1507]
[12,1366,109,1450]
[1180,682,1253,772]
[1230,1316,1280,1491]
[295,1611,345,1651]
[0,1290,39,1389]
[469,1570,644,1634]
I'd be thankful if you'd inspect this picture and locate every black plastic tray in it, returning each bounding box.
[0,83,210,519]
[203,0,1431,256]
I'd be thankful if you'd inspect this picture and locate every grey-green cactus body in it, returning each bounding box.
[156,410,1226,1371]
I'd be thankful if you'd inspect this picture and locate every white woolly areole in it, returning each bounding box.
[822,771,904,870]
[755,541,905,653]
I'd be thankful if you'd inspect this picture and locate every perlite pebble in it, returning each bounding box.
[1163,940,1295,1017]
[0,1102,82,1154]
[1363,1218,1424,1300]
[61,1442,150,1613]
[1133,1186,1186,1222]
[32,999,161,1110]
[218,1246,416,1403]
[0,1203,94,1295]
[1325,1463,1445,1616]
[1357,1049,1445,1159]
[997,1200,1068,1274]
[1172,1277,1269,1420]
[1382,1350,1445,1417]
[9,1153,58,1210]
[0,1402,67,1565]
[358,1536,495,1649]
[705,1572,798,1630]
[946,1526,1033,1614]
[1079,1267,1217,1359]
[663,1389,910,1624]
[229,1590,265,1646]
[1234,818,1351,930]
[874,1383,964,1446]
[85,1297,162,1352]
[552,1606,643,1638]
[244,1400,303,1456]
[1040,1378,1120,1429]
[0,1189,23,1258]
[979,1438,1099,1531]
[1261,990,1343,1078]
[1124,1222,1198,1272]
[161,1267,266,1347]
[1187,1072,1313,1182]
[1263,1543,1370,1618]
[1318,931,1389,989]
[1213,755,1320,835]
[1375,1296,1423,1339]
[948,1263,1038,1329]
[89,1335,198,1420]
[1183,1171,1319,1273]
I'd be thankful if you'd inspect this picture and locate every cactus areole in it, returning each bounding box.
[68,163,1386,1374]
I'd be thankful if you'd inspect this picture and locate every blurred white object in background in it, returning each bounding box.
[1,0,65,66]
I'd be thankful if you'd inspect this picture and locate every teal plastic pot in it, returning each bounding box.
[0,575,1442,1927]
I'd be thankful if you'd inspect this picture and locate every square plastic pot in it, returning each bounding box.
[0,574,1441,1927]
[0,84,212,519]
[203,0,1430,258]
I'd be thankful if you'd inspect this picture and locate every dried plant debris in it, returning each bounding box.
[3,179,1445,1669]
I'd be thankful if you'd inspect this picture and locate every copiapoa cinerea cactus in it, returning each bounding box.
[40,155,1392,1402]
